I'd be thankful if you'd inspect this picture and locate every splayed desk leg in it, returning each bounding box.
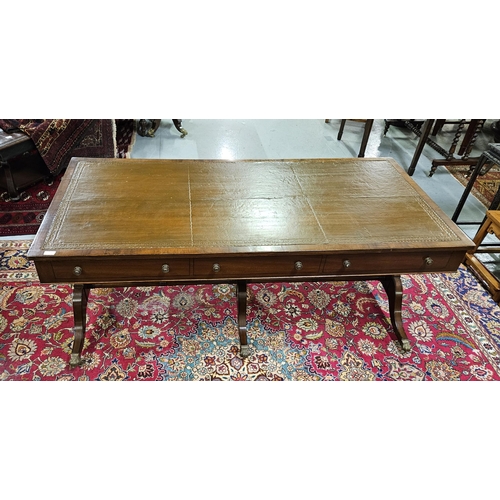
[380,275,411,351]
[236,280,250,357]
[70,284,89,367]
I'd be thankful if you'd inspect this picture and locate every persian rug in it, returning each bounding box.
[0,120,136,237]
[2,240,500,381]
[446,163,500,208]
[0,119,116,175]
[0,175,62,237]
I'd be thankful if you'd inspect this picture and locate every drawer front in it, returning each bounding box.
[193,256,322,278]
[43,250,461,284]
[323,252,452,275]
[51,258,191,282]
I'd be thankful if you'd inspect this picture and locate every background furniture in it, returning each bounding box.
[464,210,500,303]
[0,119,118,179]
[383,119,425,135]
[384,119,486,176]
[452,143,500,224]
[0,120,136,198]
[0,128,50,201]
[137,119,188,138]
[493,121,500,142]
[326,119,374,157]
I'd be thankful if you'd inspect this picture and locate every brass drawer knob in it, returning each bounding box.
[294,261,303,271]
[73,266,83,276]
[424,257,433,266]
[343,259,351,268]
[162,264,170,274]
[213,263,220,273]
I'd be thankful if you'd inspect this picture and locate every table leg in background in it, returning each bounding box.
[172,119,188,138]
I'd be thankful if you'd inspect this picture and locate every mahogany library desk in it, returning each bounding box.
[28,157,475,367]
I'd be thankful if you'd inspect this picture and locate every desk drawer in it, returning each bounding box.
[323,251,452,274]
[193,255,322,278]
[51,258,191,282]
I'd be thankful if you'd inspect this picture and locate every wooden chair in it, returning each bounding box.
[326,119,374,158]
[452,143,500,224]
[464,210,500,303]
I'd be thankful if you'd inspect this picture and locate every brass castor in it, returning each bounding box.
[240,345,250,357]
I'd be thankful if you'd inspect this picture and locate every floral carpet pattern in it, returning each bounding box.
[447,163,500,208]
[2,240,500,381]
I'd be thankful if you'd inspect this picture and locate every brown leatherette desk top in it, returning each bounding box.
[27,157,475,366]
[29,157,472,260]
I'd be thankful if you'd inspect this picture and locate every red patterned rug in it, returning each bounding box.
[2,240,500,381]
[447,163,500,208]
[0,175,62,236]
[0,119,136,237]
[0,119,116,175]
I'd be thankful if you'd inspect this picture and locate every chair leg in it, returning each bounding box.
[337,120,346,140]
[451,153,488,222]
[408,119,433,176]
[383,120,391,136]
[431,119,445,136]
[358,119,374,158]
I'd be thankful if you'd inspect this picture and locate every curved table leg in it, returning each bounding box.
[236,281,250,357]
[172,119,188,138]
[70,284,89,367]
[137,119,161,137]
[148,119,161,137]
[380,275,411,351]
